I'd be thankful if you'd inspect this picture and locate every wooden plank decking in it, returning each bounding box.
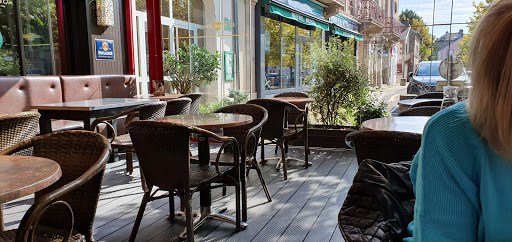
[2,145,357,242]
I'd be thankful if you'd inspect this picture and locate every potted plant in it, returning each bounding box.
[300,37,387,148]
[163,42,221,94]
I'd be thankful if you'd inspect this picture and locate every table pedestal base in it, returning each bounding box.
[179,206,248,240]
[264,157,312,170]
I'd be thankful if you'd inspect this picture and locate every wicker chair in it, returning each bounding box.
[90,101,167,174]
[0,131,110,242]
[165,97,192,116]
[345,130,422,164]
[247,99,309,180]
[181,93,202,114]
[410,100,442,108]
[213,104,271,221]
[127,121,241,242]
[414,92,443,99]
[274,92,309,98]
[398,106,440,116]
[0,111,40,156]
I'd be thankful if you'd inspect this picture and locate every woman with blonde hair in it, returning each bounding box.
[405,0,512,240]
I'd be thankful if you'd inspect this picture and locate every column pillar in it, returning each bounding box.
[146,0,163,93]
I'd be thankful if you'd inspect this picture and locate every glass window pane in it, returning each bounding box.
[264,17,281,91]
[136,0,146,12]
[282,22,295,89]
[0,1,21,76]
[177,27,189,50]
[161,0,170,17]
[190,0,204,25]
[162,25,170,52]
[172,0,188,22]
[20,0,54,75]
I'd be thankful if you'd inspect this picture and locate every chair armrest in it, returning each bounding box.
[192,127,240,175]
[90,105,141,131]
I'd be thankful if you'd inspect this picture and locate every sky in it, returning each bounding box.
[399,0,483,38]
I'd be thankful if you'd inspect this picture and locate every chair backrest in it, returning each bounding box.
[274,92,309,98]
[165,97,192,116]
[414,92,443,99]
[345,130,422,164]
[137,101,167,120]
[398,106,440,117]
[247,99,287,139]
[0,112,40,156]
[181,93,202,114]
[128,121,194,191]
[0,131,110,241]
[214,104,268,158]
[410,100,442,108]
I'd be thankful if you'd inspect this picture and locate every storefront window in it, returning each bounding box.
[265,17,281,91]
[172,0,203,25]
[0,1,22,76]
[282,22,295,89]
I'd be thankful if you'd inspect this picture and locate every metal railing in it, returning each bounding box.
[385,17,404,36]
[357,0,385,26]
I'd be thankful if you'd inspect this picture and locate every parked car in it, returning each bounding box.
[407,61,468,94]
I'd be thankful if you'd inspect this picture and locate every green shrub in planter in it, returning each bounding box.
[355,99,388,128]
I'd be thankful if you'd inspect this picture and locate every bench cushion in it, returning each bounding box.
[99,75,137,98]
[0,76,62,114]
[60,75,102,102]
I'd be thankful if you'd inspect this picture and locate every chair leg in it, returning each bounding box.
[254,163,272,202]
[274,145,278,154]
[241,166,248,222]
[222,186,227,196]
[235,183,242,231]
[129,190,151,242]
[304,137,309,168]
[126,152,133,175]
[184,192,194,242]
[277,141,287,180]
[260,140,266,165]
[284,140,289,154]
[168,195,175,222]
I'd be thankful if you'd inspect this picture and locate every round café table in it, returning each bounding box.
[134,93,186,101]
[0,155,61,231]
[268,96,314,107]
[398,98,443,111]
[155,113,252,230]
[361,116,430,135]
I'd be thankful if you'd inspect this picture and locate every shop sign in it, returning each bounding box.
[95,39,115,61]
[333,15,359,32]
[203,20,235,32]
[0,0,10,8]
[224,51,234,81]
[0,32,3,49]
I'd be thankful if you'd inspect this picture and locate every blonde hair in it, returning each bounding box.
[468,0,512,159]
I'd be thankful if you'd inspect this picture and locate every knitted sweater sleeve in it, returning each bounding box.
[410,107,480,241]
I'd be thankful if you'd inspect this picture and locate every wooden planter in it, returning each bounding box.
[289,125,356,149]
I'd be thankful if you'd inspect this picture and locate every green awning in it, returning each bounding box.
[269,3,330,31]
[333,27,364,41]
[261,0,272,5]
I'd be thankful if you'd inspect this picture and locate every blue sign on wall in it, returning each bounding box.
[0,32,3,49]
[95,39,115,61]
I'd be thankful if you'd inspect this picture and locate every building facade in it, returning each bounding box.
[436,29,464,61]
[397,26,422,79]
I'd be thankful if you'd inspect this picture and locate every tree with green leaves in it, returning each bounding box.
[457,0,499,66]
[400,9,436,61]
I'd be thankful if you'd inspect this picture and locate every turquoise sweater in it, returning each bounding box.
[406,101,512,241]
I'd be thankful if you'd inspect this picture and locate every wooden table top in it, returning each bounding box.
[398,98,443,107]
[155,113,253,130]
[268,97,314,106]
[0,156,61,204]
[30,98,158,111]
[133,94,186,101]
[361,116,430,135]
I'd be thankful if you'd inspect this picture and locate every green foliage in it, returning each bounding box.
[305,37,370,127]
[355,99,388,128]
[458,0,499,66]
[0,54,20,76]
[199,89,249,114]
[400,9,435,61]
[163,42,221,94]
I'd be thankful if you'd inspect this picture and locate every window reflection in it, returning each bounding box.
[264,18,281,91]
[0,1,21,76]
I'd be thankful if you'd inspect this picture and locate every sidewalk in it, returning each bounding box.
[372,85,408,112]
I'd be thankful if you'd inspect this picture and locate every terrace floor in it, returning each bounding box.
[3,145,357,242]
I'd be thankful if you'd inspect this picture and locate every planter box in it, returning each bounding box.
[289,125,356,149]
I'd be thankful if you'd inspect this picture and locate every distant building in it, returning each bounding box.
[397,21,422,79]
[436,29,464,60]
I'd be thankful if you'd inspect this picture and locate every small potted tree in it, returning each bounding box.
[163,42,221,94]
[303,37,387,148]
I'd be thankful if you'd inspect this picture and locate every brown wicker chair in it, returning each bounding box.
[247,99,309,180]
[0,131,110,242]
[398,106,440,116]
[127,121,242,242]
[345,130,422,164]
[90,101,167,175]
[165,97,192,116]
[274,92,309,98]
[410,100,442,108]
[0,111,40,156]
[213,104,271,221]
[414,92,443,99]
[181,93,202,114]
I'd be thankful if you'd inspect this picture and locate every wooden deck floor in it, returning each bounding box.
[3,146,357,242]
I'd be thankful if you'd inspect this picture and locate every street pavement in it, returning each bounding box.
[373,84,408,112]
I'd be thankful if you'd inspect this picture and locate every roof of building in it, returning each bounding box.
[400,27,422,41]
